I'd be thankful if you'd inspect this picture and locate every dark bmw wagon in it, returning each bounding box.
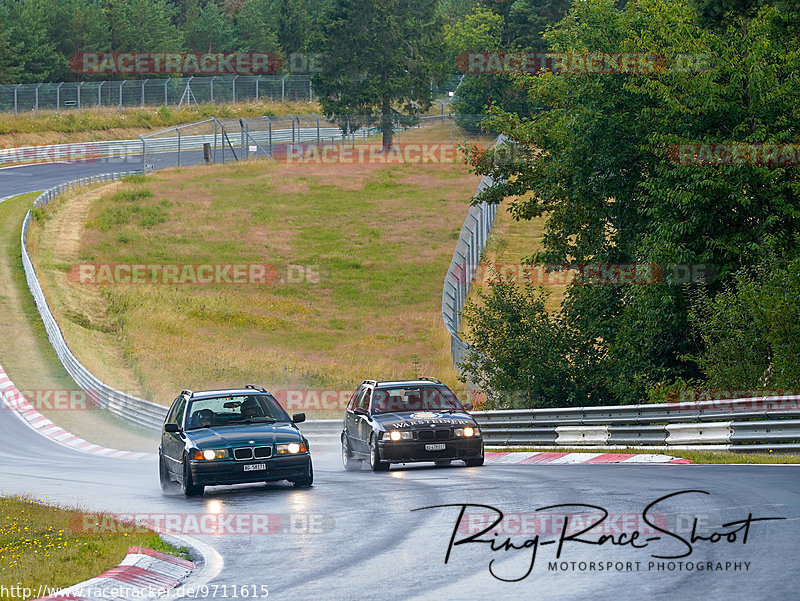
[160,385,313,496]
[341,377,484,471]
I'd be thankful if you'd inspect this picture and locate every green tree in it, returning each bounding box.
[185,1,237,51]
[461,0,800,404]
[106,0,184,52]
[235,0,281,53]
[310,0,444,150]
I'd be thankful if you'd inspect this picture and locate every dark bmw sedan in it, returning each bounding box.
[159,385,313,496]
[341,378,484,471]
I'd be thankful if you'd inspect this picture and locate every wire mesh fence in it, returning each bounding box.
[0,75,314,116]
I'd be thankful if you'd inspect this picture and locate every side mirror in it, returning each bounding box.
[464,402,473,411]
[292,412,306,424]
[354,407,369,417]
[164,423,180,433]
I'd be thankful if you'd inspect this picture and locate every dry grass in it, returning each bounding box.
[28,134,485,417]
[0,100,319,149]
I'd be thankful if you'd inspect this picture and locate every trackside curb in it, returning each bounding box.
[484,451,691,464]
[0,365,155,460]
[30,547,195,601]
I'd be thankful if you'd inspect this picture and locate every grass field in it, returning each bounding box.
[0,495,186,601]
[27,124,492,415]
[0,193,158,450]
[0,100,319,149]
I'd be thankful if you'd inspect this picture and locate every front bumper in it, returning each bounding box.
[190,454,311,485]
[378,438,483,463]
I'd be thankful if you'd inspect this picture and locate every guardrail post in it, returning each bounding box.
[288,113,296,144]
[240,118,247,160]
[213,119,218,163]
[176,127,181,167]
[139,135,146,173]
[312,112,320,144]
[263,116,272,157]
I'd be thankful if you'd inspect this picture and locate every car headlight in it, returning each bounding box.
[193,449,229,460]
[386,430,412,441]
[455,427,477,437]
[276,442,307,454]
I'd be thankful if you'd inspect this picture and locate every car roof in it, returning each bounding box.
[187,388,269,400]
[372,379,447,388]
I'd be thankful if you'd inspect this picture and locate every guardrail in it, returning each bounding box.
[471,400,800,452]
[21,171,169,431]
[441,135,505,368]
[0,124,346,166]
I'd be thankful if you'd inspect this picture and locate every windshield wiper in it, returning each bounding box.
[227,417,278,424]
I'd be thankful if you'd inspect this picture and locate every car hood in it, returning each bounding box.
[185,423,302,447]
[372,411,477,429]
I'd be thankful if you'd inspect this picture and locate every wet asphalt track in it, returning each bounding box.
[2,156,799,601]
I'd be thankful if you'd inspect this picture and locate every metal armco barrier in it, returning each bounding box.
[21,172,169,431]
[441,135,505,368]
[471,399,800,451]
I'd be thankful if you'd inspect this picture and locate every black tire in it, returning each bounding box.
[182,456,204,496]
[159,451,171,491]
[342,435,361,471]
[464,457,484,467]
[293,460,314,488]
[369,435,390,472]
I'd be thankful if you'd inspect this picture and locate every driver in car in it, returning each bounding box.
[241,397,263,419]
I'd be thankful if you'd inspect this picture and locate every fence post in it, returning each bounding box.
[264,116,272,157]
[210,76,215,103]
[288,113,296,144]
[141,79,147,107]
[77,81,83,109]
[164,80,168,105]
[240,118,246,160]
[255,75,260,101]
[35,83,42,116]
[176,127,181,167]
[118,80,124,113]
[98,80,104,108]
[281,75,286,102]
[232,74,238,103]
[139,135,146,174]
[56,82,63,113]
[312,112,320,144]
[14,84,21,117]
[213,119,218,163]
[309,78,312,102]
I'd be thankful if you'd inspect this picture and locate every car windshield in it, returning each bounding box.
[371,386,463,413]
[185,394,289,430]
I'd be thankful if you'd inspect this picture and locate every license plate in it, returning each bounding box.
[425,443,446,451]
[244,463,267,472]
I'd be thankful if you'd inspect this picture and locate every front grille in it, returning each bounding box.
[233,447,254,460]
[254,446,272,459]
[418,429,452,441]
